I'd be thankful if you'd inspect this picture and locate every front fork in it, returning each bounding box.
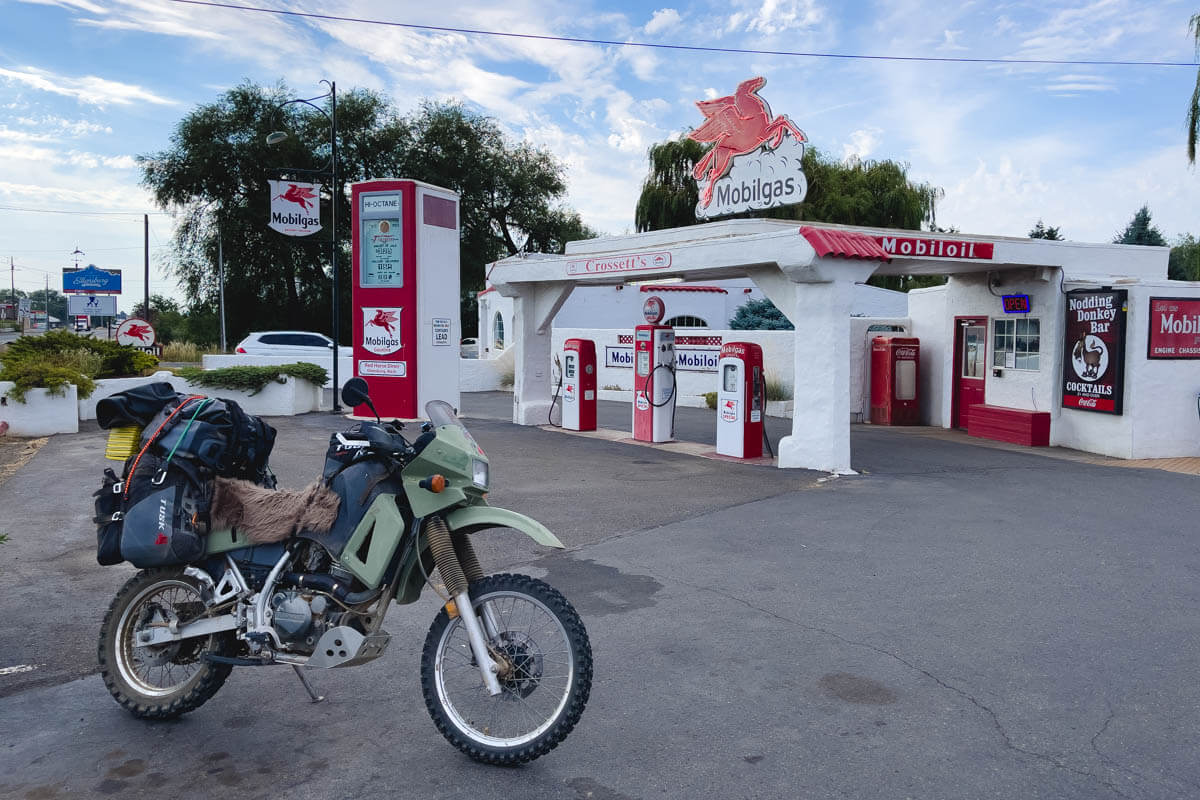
[455,591,504,696]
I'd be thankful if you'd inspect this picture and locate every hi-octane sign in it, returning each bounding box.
[687,76,808,220]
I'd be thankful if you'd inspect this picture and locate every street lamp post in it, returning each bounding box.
[267,80,341,412]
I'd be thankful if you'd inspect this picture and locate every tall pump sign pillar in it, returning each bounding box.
[350,179,461,419]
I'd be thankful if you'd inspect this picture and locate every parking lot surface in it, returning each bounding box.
[1,395,1198,799]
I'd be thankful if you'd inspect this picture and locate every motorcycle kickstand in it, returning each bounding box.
[292,665,325,703]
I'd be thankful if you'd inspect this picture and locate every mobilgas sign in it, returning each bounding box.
[63,265,121,293]
[268,180,322,236]
[1061,289,1127,415]
[607,346,720,373]
[688,76,808,220]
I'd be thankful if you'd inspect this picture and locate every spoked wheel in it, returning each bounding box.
[421,573,592,765]
[98,569,233,719]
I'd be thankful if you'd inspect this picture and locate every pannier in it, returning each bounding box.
[93,384,277,567]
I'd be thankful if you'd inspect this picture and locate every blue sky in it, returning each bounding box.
[2,0,1199,309]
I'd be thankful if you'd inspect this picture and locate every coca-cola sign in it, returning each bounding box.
[1061,289,1127,415]
[1147,297,1200,359]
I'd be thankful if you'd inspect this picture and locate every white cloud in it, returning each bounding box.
[939,30,967,51]
[17,0,107,13]
[842,127,882,161]
[1042,74,1116,93]
[644,8,681,35]
[735,0,824,35]
[0,66,175,107]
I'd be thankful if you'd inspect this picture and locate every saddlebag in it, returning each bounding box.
[118,454,211,568]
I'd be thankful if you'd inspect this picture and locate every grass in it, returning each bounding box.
[765,373,793,402]
[499,364,515,389]
[161,341,220,363]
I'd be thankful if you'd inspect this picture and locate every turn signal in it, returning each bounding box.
[419,474,447,493]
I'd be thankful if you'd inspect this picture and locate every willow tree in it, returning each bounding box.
[635,137,707,232]
[1189,13,1200,162]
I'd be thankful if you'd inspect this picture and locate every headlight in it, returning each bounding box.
[472,459,489,489]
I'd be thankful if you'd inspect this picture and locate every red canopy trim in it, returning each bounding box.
[638,285,728,293]
[799,226,891,262]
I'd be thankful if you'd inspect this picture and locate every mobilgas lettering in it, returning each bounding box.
[364,336,400,347]
[271,211,320,227]
[1160,313,1200,334]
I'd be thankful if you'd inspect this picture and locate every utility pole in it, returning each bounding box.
[218,220,227,352]
[144,214,150,324]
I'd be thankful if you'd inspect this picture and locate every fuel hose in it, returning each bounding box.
[640,364,678,439]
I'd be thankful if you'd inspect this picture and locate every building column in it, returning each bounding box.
[506,283,574,425]
[777,279,855,472]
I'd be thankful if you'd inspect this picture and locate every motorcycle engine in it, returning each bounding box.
[270,591,330,647]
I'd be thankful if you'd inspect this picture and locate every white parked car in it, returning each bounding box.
[235,331,353,358]
[460,337,479,358]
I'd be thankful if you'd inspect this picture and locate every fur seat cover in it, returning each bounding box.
[210,477,341,543]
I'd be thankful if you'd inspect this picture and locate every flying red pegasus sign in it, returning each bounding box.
[268,180,323,236]
[687,77,808,220]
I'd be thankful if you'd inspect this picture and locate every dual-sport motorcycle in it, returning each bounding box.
[97,379,592,765]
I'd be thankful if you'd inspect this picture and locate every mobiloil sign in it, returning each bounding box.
[1061,289,1127,414]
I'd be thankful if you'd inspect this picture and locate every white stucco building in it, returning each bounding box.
[485,219,1199,471]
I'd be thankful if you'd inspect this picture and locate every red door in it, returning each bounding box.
[953,317,987,430]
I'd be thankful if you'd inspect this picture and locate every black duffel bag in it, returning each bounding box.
[118,453,212,568]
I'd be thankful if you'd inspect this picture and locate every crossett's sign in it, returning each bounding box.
[566,251,671,276]
[1147,297,1200,359]
[687,76,808,220]
[873,236,994,260]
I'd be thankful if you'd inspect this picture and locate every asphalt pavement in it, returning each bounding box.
[2,394,1199,799]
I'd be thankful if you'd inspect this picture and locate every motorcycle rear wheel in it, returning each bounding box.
[420,573,592,765]
[98,568,234,719]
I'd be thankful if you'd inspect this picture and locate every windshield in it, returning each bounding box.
[426,400,485,457]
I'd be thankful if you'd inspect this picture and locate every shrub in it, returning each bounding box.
[704,391,717,409]
[176,362,329,395]
[160,340,214,363]
[765,373,792,401]
[499,364,515,389]
[0,330,153,403]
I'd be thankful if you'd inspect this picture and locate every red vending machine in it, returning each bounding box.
[870,336,920,425]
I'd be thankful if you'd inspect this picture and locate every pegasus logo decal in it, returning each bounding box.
[124,323,152,342]
[687,77,807,208]
[368,309,399,335]
[276,183,319,211]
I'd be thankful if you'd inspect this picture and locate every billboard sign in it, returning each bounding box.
[1061,289,1127,415]
[63,265,121,293]
[68,294,116,317]
[268,180,322,236]
[1147,296,1200,359]
[688,77,808,220]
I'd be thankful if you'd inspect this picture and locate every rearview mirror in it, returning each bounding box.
[341,377,370,410]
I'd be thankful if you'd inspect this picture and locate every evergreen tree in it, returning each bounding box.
[1029,220,1064,240]
[1113,205,1167,247]
[729,298,793,330]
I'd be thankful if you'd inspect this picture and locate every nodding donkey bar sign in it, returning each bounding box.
[687,77,808,219]
[1062,289,1127,415]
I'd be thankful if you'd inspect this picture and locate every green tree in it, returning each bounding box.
[635,137,706,232]
[1113,205,1167,246]
[729,298,793,330]
[140,84,593,342]
[25,288,68,322]
[131,294,187,344]
[1169,234,1200,280]
[1029,220,1064,240]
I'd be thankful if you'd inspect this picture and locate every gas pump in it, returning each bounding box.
[632,324,676,442]
[562,338,597,431]
[715,341,764,458]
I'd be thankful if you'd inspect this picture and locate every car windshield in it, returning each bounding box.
[426,400,485,457]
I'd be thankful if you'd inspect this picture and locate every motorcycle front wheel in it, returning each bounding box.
[98,568,234,719]
[420,573,592,765]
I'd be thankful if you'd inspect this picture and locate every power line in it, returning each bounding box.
[0,205,168,217]
[169,0,1200,68]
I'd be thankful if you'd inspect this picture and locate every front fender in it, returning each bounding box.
[444,505,564,549]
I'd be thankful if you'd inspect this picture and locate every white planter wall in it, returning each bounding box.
[0,384,79,435]
[201,354,352,389]
[460,347,515,392]
[175,376,321,417]
[79,371,190,421]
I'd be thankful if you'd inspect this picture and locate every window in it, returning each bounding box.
[664,315,707,328]
[993,318,1040,370]
[493,311,505,350]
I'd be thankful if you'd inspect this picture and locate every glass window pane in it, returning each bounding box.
[1016,335,1028,355]
[896,360,916,400]
[1028,353,1039,370]
[1016,318,1029,337]
[1015,353,1030,370]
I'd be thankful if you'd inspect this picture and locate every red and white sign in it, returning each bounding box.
[643,295,665,324]
[566,251,671,276]
[116,318,156,347]
[268,180,322,236]
[1148,297,1200,359]
[688,76,808,219]
[359,360,407,377]
[874,236,994,260]
[361,307,402,355]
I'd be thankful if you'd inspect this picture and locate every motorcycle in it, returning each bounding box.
[97,378,592,765]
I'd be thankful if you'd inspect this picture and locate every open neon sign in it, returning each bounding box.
[1002,294,1031,314]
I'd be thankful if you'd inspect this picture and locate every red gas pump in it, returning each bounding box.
[870,336,920,425]
[715,341,765,458]
[561,338,597,431]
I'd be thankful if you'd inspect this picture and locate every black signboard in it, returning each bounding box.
[1061,289,1127,415]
